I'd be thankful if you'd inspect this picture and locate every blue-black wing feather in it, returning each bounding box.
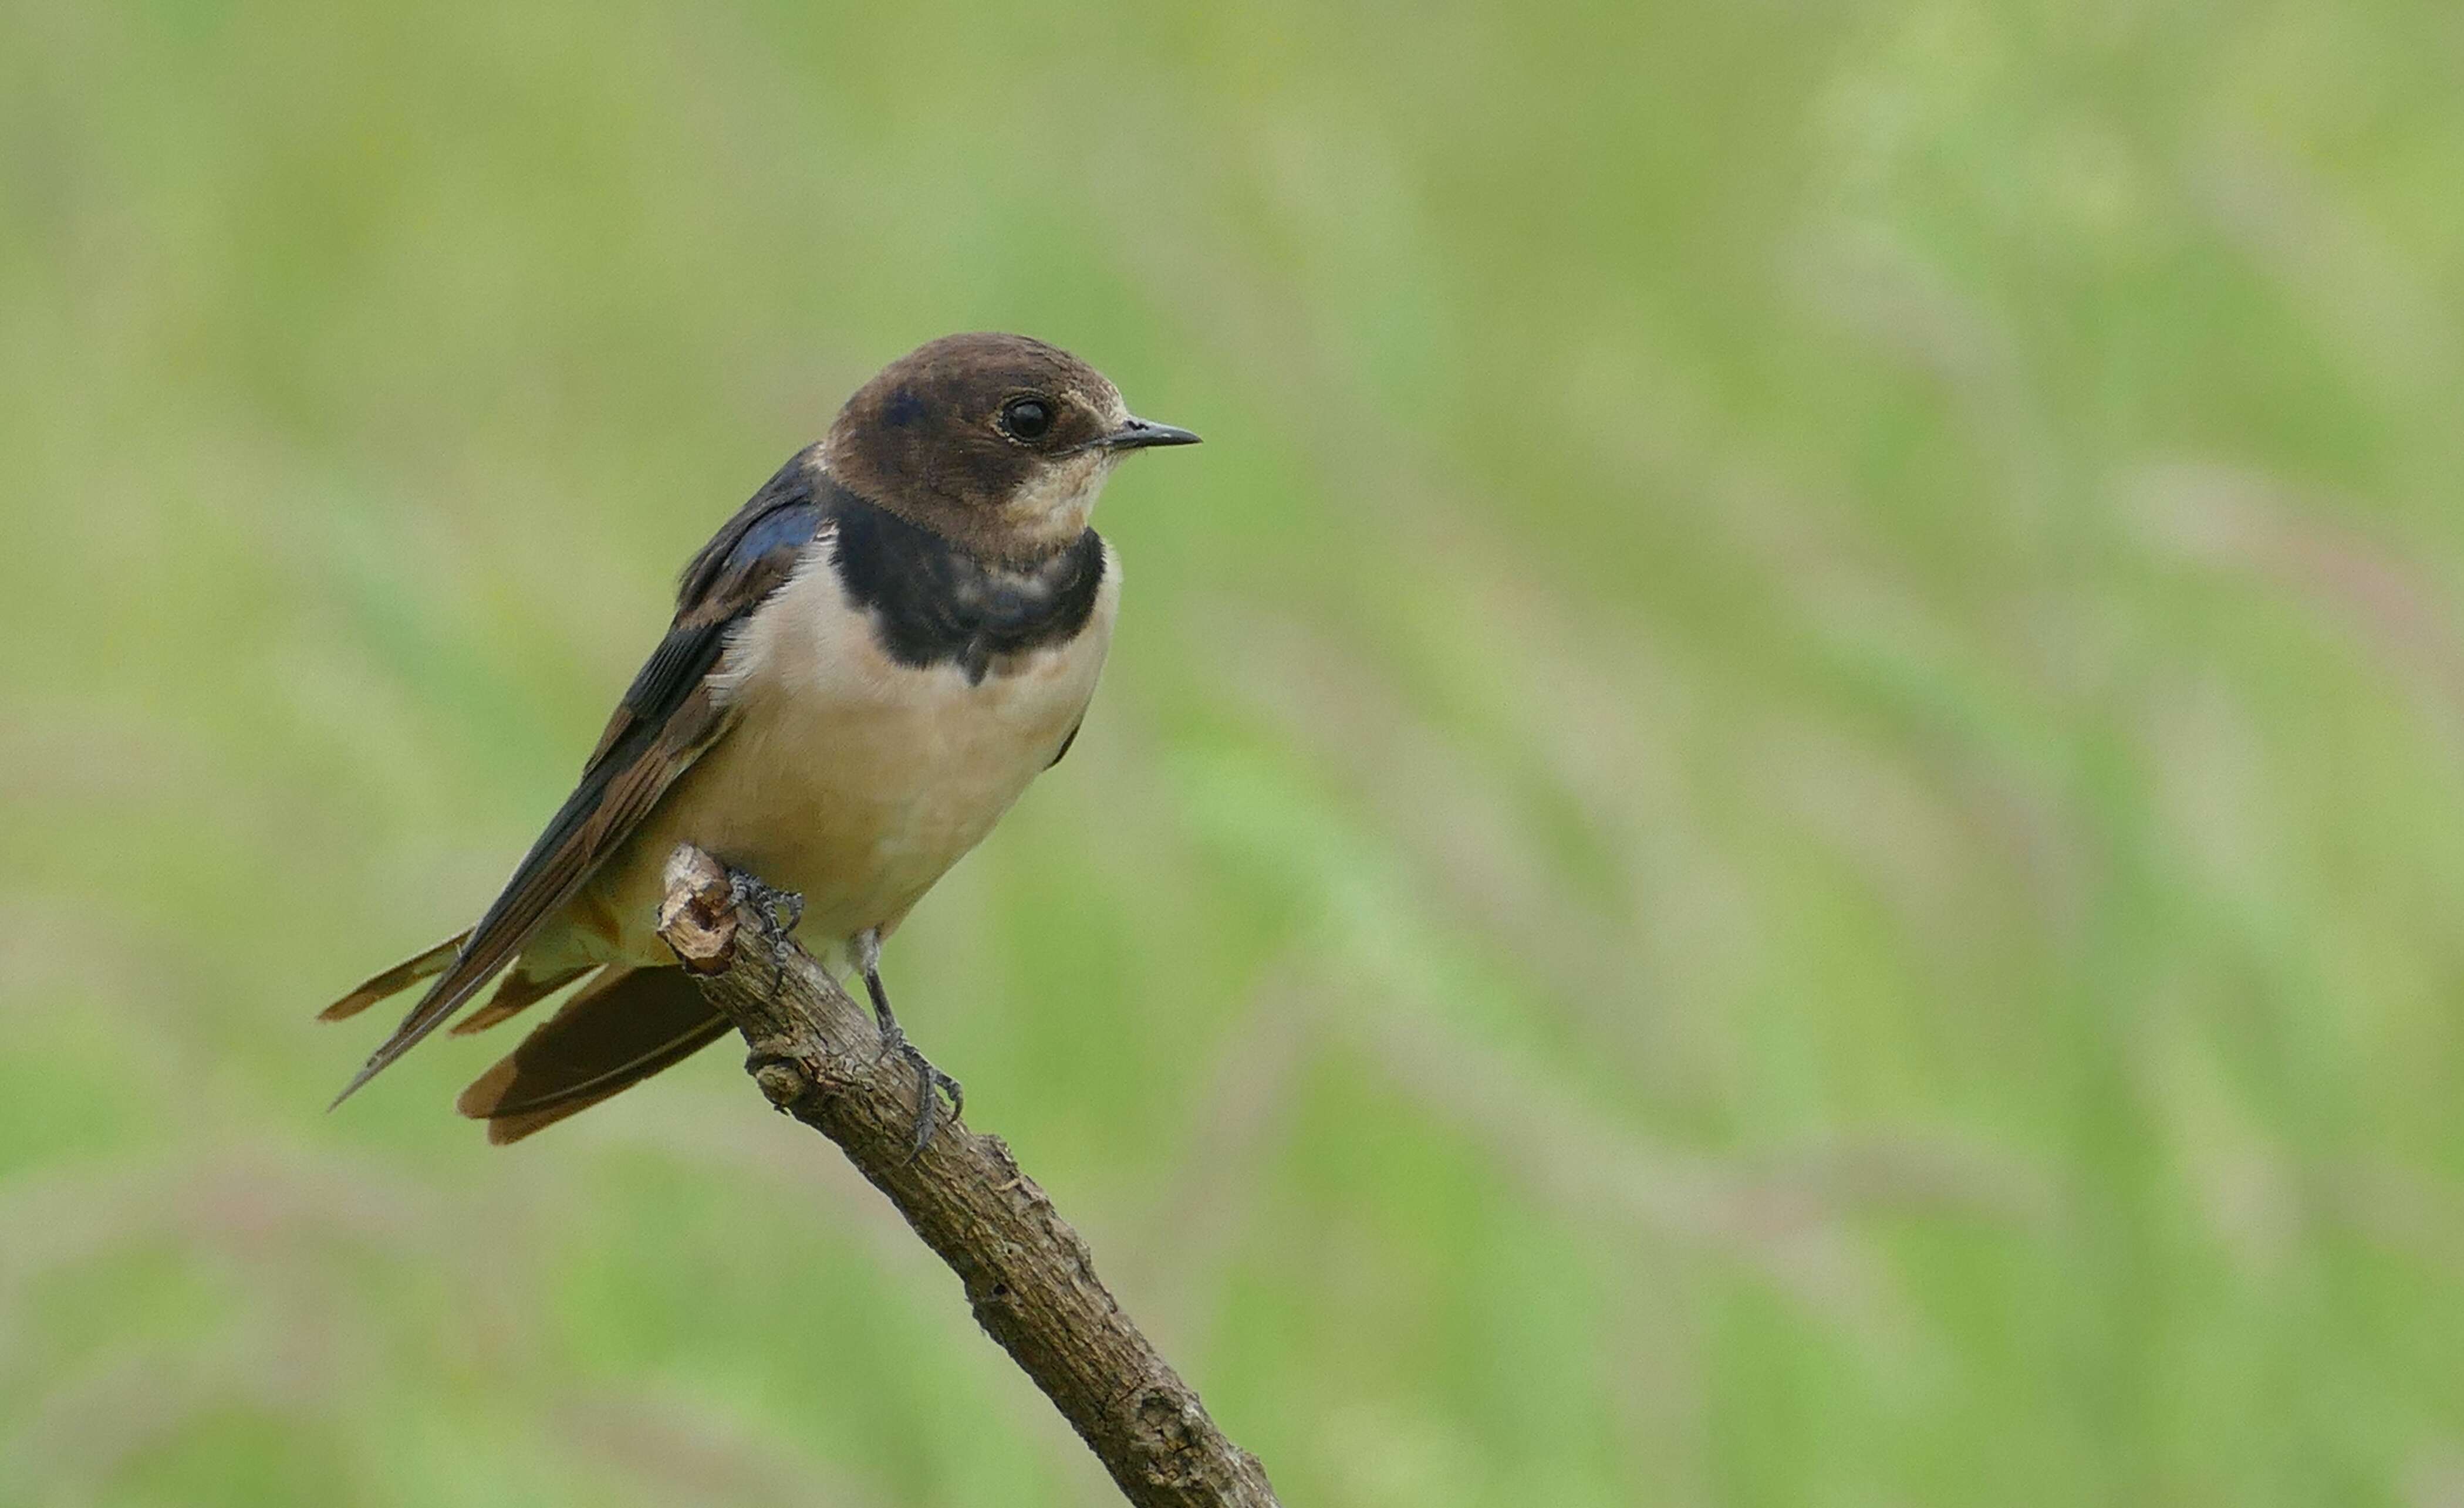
[330,449,829,1103]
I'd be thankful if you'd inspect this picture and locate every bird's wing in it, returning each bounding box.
[331,450,831,1104]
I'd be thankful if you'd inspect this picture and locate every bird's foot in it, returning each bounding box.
[855,927,963,1159]
[873,1019,965,1160]
[731,874,805,996]
[731,871,805,935]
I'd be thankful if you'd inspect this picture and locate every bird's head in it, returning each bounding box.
[823,332,1199,562]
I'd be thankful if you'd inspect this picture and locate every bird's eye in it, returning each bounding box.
[1000,397,1054,441]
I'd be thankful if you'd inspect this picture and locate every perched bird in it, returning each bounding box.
[321,333,1199,1147]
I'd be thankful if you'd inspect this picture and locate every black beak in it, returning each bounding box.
[1098,415,1202,451]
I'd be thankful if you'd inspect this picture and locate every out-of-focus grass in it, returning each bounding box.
[5,1,2463,1503]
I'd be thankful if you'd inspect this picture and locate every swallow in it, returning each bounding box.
[320,333,1199,1148]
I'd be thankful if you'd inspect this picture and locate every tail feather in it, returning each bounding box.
[456,966,733,1145]
[451,962,596,1036]
[318,931,472,1022]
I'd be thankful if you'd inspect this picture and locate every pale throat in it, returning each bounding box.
[1006,449,1119,553]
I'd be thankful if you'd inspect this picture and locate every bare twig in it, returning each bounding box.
[654,843,1280,1508]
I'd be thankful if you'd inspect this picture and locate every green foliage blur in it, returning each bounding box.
[6,1,2462,1503]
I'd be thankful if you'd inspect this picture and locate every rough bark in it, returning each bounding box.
[654,843,1281,1508]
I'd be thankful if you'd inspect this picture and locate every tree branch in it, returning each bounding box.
[653,843,1281,1508]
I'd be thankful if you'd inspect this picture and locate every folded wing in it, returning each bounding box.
[328,451,831,1104]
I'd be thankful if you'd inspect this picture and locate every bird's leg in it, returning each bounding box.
[852,927,963,1158]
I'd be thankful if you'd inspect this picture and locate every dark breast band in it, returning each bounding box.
[823,487,1107,684]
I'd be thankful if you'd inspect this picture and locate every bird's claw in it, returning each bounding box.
[873,1020,963,1159]
[727,874,806,996]
[731,872,805,935]
[855,929,960,1158]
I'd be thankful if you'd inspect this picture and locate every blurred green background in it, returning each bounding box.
[6,1,2463,1503]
